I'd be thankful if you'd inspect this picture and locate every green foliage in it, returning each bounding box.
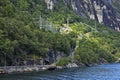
[0,0,120,66]
[56,57,71,66]
[97,49,117,62]
[75,37,117,64]
[75,40,99,64]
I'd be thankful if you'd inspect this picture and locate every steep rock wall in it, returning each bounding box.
[46,0,120,31]
[69,0,120,31]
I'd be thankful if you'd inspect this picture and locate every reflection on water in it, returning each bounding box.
[1,64,120,80]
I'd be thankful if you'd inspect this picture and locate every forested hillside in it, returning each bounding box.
[0,0,120,66]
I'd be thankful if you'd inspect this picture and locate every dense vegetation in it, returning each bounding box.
[0,0,120,66]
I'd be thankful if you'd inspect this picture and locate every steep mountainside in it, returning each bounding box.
[47,0,120,31]
[0,0,120,66]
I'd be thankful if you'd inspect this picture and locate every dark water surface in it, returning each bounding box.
[0,64,120,80]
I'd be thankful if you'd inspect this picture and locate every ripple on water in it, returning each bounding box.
[1,64,120,80]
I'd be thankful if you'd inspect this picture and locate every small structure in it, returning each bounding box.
[59,18,72,34]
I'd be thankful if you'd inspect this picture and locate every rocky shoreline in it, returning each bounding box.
[0,63,81,74]
[0,61,118,74]
[0,65,56,74]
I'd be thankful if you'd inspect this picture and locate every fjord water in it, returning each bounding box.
[1,64,120,80]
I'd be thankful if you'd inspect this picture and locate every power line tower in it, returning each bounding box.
[33,15,57,33]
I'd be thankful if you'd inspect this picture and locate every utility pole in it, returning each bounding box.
[67,18,69,27]
[39,15,42,29]
[4,53,7,73]
[95,21,96,28]
[4,53,6,67]
[34,54,36,66]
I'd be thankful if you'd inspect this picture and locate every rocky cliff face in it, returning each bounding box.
[45,0,120,31]
[70,0,120,31]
